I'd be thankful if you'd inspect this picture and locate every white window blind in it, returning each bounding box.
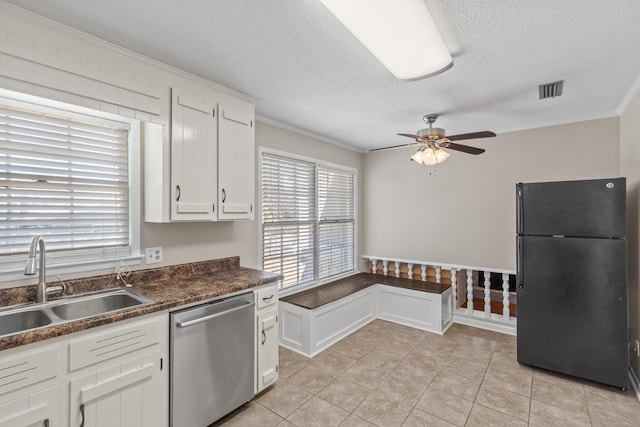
[261,151,356,290]
[261,153,316,288]
[318,166,355,279]
[0,102,130,258]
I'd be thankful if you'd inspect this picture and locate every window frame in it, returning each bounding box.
[258,147,358,295]
[0,88,141,283]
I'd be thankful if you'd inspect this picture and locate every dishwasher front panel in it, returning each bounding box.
[170,292,255,427]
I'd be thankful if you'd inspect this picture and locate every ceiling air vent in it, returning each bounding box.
[539,80,564,99]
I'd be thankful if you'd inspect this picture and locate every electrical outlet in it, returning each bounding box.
[145,247,163,264]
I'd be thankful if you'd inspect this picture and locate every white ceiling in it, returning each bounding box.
[5,0,640,152]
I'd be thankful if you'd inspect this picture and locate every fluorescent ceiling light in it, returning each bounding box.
[320,0,453,80]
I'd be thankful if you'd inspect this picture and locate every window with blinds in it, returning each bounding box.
[261,151,356,290]
[0,91,139,278]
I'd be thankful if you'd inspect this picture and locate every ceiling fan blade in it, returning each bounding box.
[446,131,496,141]
[397,133,423,140]
[369,141,420,152]
[446,142,485,155]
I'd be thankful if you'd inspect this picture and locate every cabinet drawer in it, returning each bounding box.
[256,286,277,310]
[0,347,58,396]
[69,316,164,372]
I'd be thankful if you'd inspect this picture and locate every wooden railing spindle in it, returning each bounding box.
[466,269,474,315]
[484,270,491,318]
[502,273,510,319]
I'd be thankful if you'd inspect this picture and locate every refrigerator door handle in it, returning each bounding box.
[517,237,524,289]
[516,183,524,234]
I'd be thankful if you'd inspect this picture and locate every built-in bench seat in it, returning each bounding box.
[279,273,453,356]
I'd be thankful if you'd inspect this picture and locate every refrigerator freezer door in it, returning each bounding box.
[516,178,626,238]
[516,236,628,388]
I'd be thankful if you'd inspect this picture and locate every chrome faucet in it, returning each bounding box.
[24,235,57,303]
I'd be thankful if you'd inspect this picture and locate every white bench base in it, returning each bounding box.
[279,284,453,357]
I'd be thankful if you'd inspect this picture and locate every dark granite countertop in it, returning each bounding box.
[0,256,281,351]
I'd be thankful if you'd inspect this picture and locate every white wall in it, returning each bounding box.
[620,84,640,379]
[363,118,620,271]
[0,3,362,285]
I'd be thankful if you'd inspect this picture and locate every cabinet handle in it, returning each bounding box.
[212,203,215,212]
[176,185,181,202]
[250,204,253,213]
[80,404,85,427]
[44,419,49,427]
[222,188,226,203]
[262,295,274,302]
[262,329,266,345]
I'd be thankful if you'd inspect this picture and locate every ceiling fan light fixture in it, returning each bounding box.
[411,146,450,165]
[319,0,453,80]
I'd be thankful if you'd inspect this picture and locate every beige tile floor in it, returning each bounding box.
[216,320,640,426]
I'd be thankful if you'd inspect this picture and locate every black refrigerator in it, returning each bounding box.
[516,177,628,389]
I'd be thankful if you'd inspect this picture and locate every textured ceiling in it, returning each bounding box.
[5,0,640,152]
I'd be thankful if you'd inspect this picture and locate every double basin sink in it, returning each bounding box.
[0,288,153,338]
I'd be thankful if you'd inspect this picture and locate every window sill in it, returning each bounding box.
[0,255,143,286]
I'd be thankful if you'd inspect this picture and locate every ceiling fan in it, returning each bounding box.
[370,114,496,165]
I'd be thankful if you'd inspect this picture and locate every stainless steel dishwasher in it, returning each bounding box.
[170,292,255,427]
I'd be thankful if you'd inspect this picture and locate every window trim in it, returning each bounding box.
[258,146,358,296]
[0,88,141,283]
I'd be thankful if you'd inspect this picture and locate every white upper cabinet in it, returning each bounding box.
[170,88,218,221]
[144,87,255,223]
[218,102,255,220]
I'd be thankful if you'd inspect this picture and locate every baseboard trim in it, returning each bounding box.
[453,313,516,336]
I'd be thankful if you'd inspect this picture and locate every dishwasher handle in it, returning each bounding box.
[176,301,255,328]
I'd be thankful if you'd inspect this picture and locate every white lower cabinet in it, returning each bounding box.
[69,351,162,427]
[0,385,59,427]
[67,314,168,427]
[0,312,168,427]
[0,345,60,427]
[255,285,279,393]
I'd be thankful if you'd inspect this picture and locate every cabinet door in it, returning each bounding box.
[257,306,278,391]
[218,101,255,220]
[0,386,59,427]
[171,88,218,221]
[69,351,163,427]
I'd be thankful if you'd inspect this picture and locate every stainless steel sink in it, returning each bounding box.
[50,290,151,321]
[0,308,52,336]
[0,288,153,337]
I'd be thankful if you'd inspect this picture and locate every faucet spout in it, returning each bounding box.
[24,235,48,303]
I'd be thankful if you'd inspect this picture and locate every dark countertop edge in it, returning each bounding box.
[0,264,281,351]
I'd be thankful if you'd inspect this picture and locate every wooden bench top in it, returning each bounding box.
[280,273,450,310]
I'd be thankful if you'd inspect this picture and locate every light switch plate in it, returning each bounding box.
[145,247,163,264]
